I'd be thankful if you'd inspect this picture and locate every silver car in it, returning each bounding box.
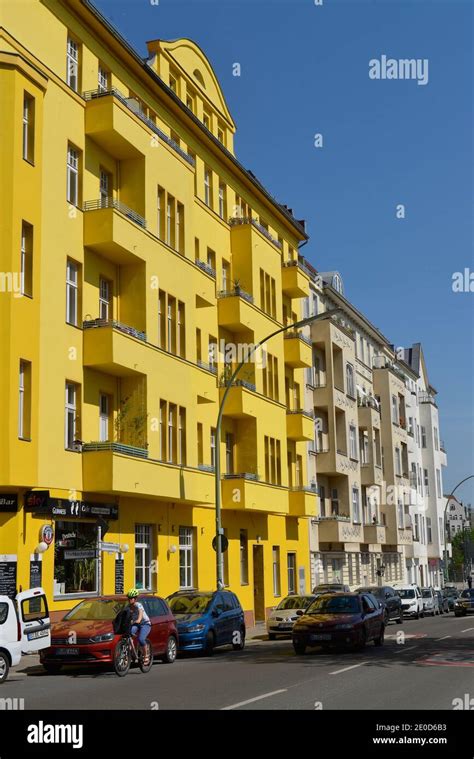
[267,594,316,639]
[421,587,440,616]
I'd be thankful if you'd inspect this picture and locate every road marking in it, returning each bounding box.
[461,627,474,633]
[329,662,365,675]
[221,689,287,710]
[436,635,451,640]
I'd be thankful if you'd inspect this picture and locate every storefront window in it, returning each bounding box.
[54,521,98,596]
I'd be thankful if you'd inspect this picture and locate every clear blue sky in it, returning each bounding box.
[94,0,474,503]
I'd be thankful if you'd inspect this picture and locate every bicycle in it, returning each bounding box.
[113,628,153,677]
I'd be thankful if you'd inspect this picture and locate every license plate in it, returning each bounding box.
[56,648,79,656]
[311,634,331,641]
[27,629,49,641]
[278,623,292,629]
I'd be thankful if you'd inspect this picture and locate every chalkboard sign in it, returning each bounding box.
[115,558,124,594]
[0,556,17,599]
[29,559,42,589]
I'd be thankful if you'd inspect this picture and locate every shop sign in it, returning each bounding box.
[24,491,50,513]
[39,524,54,546]
[29,555,42,589]
[50,499,118,520]
[115,558,124,594]
[0,494,18,513]
[0,555,17,599]
[64,549,97,560]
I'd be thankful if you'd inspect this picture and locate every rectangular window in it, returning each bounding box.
[157,186,165,240]
[352,488,360,522]
[168,404,176,463]
[222,259,230,291]
[210,427,216,468]
[158,290,166,349]
[225,433,234,474]
[272,547,281,596]
[434,427,439,451]
[427,517,432,544]
[349,425,358,459]
[391,395,398,424]
[423,468,429,494]
[436,468,442,498]
[159,400,166,460]
[98,65,109,92]
[167,296,176,353]
[218,182,226,219]
[54,520,97,596]
[240,530,248,584]
[99,393,110,442]
[176,202,184,253]
[179,527,194,588]
[65,382,78,449]
[319,485,326,517]
[67,144,79,205]
[22,93,35,163]
[331,488,339,516]
[346,363,355,397]
[178,407,186,465]
[287,553,296,594]
[204,168,212,207]
[395,447,401,476]
[135,524,152,590]
[18,360,31,440]
[197,422,203,466]
[99,169,110,205]
[66,36,79,91]
[398,499,404,529]
[20,221,33,297]
[421,426,427,448]
[66,259,79,326]
[99,277,111,321]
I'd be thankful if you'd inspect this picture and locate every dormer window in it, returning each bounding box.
[333,274,342,293]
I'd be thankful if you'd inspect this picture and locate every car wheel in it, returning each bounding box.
[357,629,367,650]
[0,652,10,683]
[293,640,306,655]
[161,635,177,664]
[42,663,62,675]
[374,624,385,647]
[415,610,420,619]
[420,609,425,618]
[396,614,403,624]
[383,610,389,626]
[268,633,276,641]
[204,631,215,656]
[232,627,245,651]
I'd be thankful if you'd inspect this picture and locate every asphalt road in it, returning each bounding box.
[3,613,474,710]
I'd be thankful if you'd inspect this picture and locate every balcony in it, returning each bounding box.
[357,402,380,430]
[283,331,312,368]
[363,523,387,545]
[219,380,257,418]
[228,217,282,250]
[217,289,255,332]
[83,320,148,376]
[286,409,314,441]
[83,198,147,264]
[288,486,317,517]
[318,517,363,543]
[360,462,383,486]
[311,448,350,476]
[82,447,214,504]
[281,261,310,298]
[418,392,438,407]
[221,474,288,514]
[84,89,195,165]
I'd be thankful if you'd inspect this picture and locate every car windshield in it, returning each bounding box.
[168,594,213,614]
[64,599,126,621]
[398,589,416,599]
[276,596,313,611]
[460,590,474,599]
[421,590,432,598]
[306,595,360,614]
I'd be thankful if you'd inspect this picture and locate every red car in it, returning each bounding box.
[40,594,178,673]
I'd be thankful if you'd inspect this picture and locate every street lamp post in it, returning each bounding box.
[442,475,474,584]
[214,308,343,590]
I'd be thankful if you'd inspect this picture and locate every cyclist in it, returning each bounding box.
[127,589,151,663]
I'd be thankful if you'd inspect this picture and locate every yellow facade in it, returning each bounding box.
[0,0,314,622]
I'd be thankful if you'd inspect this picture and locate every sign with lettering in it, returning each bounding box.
[24,491,50,513]
[115,558,124,594]
[29,557,42,589]
[64,549,97,560]
[39,525,54,546]
[0,494,18,513]
[50,499,118,520]
[0,555,17,598]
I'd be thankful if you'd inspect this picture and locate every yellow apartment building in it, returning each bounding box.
[0,0,317,622]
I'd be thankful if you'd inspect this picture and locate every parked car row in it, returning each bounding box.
[0,588,52,683]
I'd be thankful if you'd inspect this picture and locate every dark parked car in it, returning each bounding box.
[454,588,474,617]
[435,590,449,614]
[292,592,385,654]
[167,590,245,655]
[444,588,459,610]
[40,594,178,673]
[355,585,403,625]
[312,583,350,595]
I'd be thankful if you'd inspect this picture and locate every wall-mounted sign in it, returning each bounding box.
[64,549,97,560]
[39,524,54,546]
[50,499,119,520]
[0,494,18,513]
[0,555,17,599]
[115,558,124,594]
[24,491,50,513]
[29,555,42,589]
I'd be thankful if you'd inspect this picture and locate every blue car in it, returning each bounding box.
[167,590,246,655]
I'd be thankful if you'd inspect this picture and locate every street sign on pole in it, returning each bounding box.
[99,541,121,554]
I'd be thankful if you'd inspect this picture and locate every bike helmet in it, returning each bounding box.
[127,588,139,598]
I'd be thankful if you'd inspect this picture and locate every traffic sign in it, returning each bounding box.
[212,535,229,553]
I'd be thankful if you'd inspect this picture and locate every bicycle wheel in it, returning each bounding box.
[114,638,131,677]
[138,640,153,673]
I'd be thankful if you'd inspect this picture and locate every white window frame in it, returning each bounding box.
[218,183,225,219]
[99,393,109,442]
[352,487,360,523]
[66,37,79,91]
[178,407,185,465]
[99,277,110,321]
[135,524,152,590]
[66,260,78,326]
[98,65,109,92]
[391,395,398,424]
[395,447,401,476]
[18,362,25,438]
[65,382,77,449]
[346,363,355,397]
[167,406,174,463]
[349,425,358,459]
[204,169,211,206]
[287,553,296,594]
[67,146,79,205]
[272,546,281,596]
[179,527,194,589]
[210,428,216,468]
[436,468,442,498]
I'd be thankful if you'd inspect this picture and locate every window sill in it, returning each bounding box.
[18,436,31,442]
[65,447,82,453]
[22,157,35,167]
[54,592,99,601]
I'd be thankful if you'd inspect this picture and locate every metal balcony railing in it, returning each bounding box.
[83,88,196,166]
[194,259,216,278]
[82,441,149,458]
[223,472,260,481]
[219,378,256,392]
[83,318,147,342]
[282,257,318,282]
[290,484,318,493]
[196,360,218,375]
[198,463,215,473]
[83,197,146,229]
[228,216,282,249]
[284,330,312,347]
[217,288,254,304]
[286,408,315,419]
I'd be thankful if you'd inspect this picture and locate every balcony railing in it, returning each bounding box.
[284,330,312,347]
[198,463,215,473]
[318,514,351,522]
[282,257,318,282]
[409,473,418,488]
[418,393,437,406]
[286,408,314,419]
[219,378,256,392]
[223,472,260,481]
[195,259,216,278]
[83,88,196,166]
[440,440,446,452]
[83,197,147,229]
[82,441,149,459]
[337,449,348,457]
[217,288,254,304]
[83,318,147,342]
[228,216,282,249]
[290,484,318,493]
[196,360,218,375]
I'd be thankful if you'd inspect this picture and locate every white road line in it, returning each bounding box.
[329,662,366,675]
[461,627,474,633]
[436,635,451,640]
[221,689,287,710]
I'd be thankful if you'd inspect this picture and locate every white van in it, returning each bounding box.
[0,588,51,683]
[395,584,424,619]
